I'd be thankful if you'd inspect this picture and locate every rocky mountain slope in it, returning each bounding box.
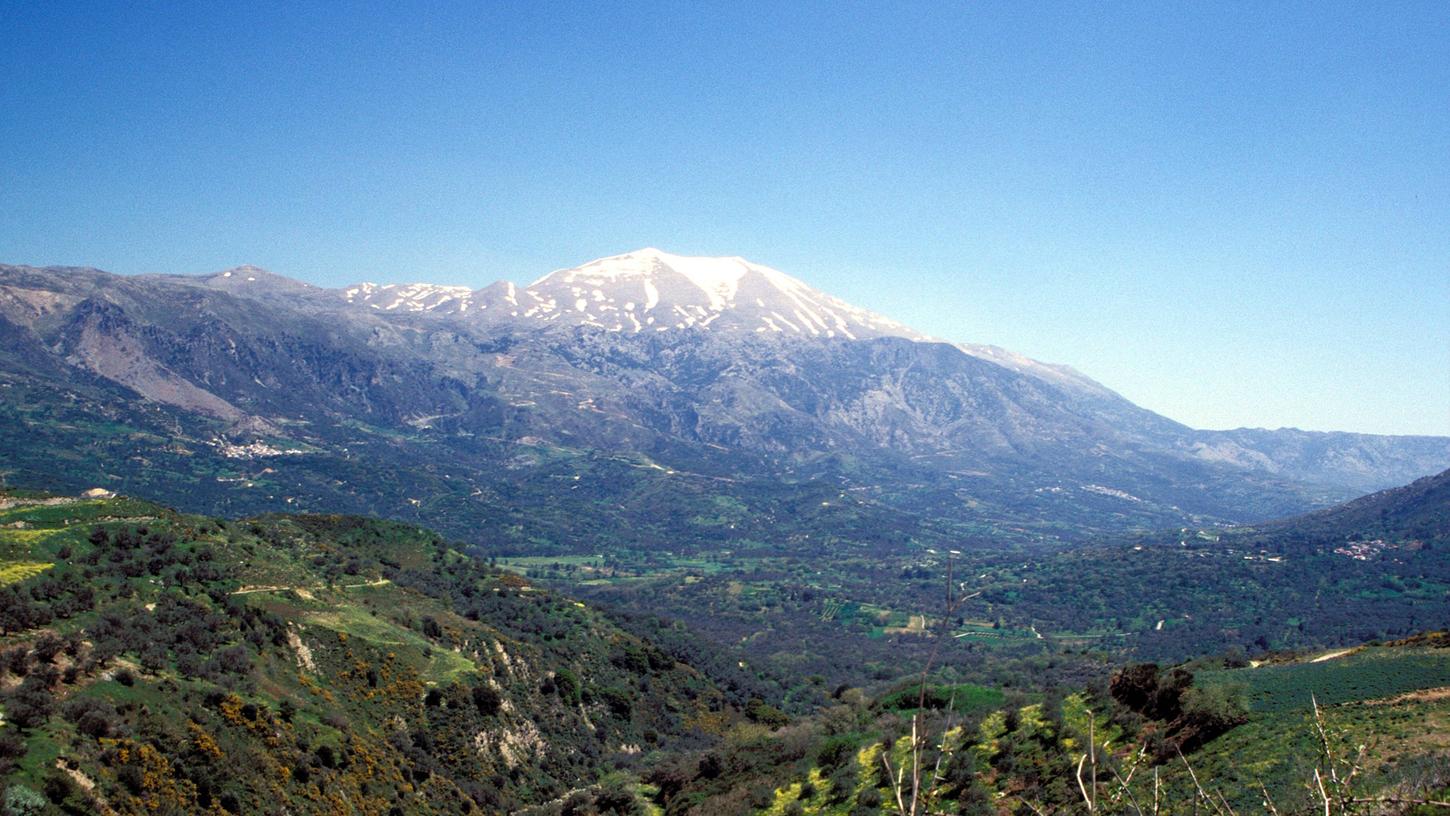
[1,251,1446,548]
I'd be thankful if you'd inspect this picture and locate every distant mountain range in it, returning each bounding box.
[2,249,1446,548]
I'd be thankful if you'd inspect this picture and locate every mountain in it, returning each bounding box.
[1,251,1447,551]
[953,466,1450,662]
[339,249,923,339]
[1256,466,1450,545]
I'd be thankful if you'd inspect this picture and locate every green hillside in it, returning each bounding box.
[2,489,1447,816]
[0,491,755,815]
[1185,638,1450,810]
[653,643,1450,816]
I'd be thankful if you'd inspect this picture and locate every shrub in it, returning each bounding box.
[747,784,774,809]
[745,698,789,727]
[828,764,855,803]
[816,735,856,771]
[61,697,118,740]
[0,732,26,760]
[3,784,46,816]
[554,668,582,705]
[597,686,633,719]
[3,676,55,729]
[212,645,252,676]
[471,685,501,716]
[1,647,29,677]
[41,771,78,806]
[697,753,722,780]
[32,632,65,664]
[593,775,641,815]
[560,790,592,816]
[315,744,339,769]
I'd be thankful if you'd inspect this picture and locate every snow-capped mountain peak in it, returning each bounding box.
[531,248,758,310]
[520,248,924,340]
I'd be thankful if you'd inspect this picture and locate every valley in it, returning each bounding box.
[7,3,1449,811]
[0,487,1446,815]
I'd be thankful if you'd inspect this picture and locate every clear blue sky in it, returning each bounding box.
[2,2,1447,436]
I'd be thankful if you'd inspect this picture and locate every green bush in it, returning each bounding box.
[816,735,856,771]
[3,785,46,816]
[554,668,582,705]
[745,697,789,727]
[597,685,633,719]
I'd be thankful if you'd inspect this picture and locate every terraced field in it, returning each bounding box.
[1187,641,1450,808]
[1199,645,1450,712]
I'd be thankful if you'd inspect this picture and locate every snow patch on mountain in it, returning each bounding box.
[518,248,926,340]
[344,282,476,312]
[323,250,1121,399]
[534,248,750,310]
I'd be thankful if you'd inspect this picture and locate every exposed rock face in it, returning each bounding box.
[1,253,1447,541]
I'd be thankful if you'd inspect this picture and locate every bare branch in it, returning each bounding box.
[1259,782,1280,816]
[1311,694,1339,786]
[910,714,921,816]
[1178,747,1228,816]
[882,748,909,816]
[1110,762,1145,816]
[1078,754,1094,812]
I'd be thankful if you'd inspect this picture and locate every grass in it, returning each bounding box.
[424,647,479,685]
[0,561,54,585]
[0,528,64,549]
[303,603,478,685]
[495,554,606,574]
[1199,647,1450,712]
[13,724,63,782]
[0,497,162,527]
[1176,694,1450,810]
[1174,645,1450,809]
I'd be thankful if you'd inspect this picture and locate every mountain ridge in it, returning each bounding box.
[1,255,1447,547]
[326,248,929,341]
